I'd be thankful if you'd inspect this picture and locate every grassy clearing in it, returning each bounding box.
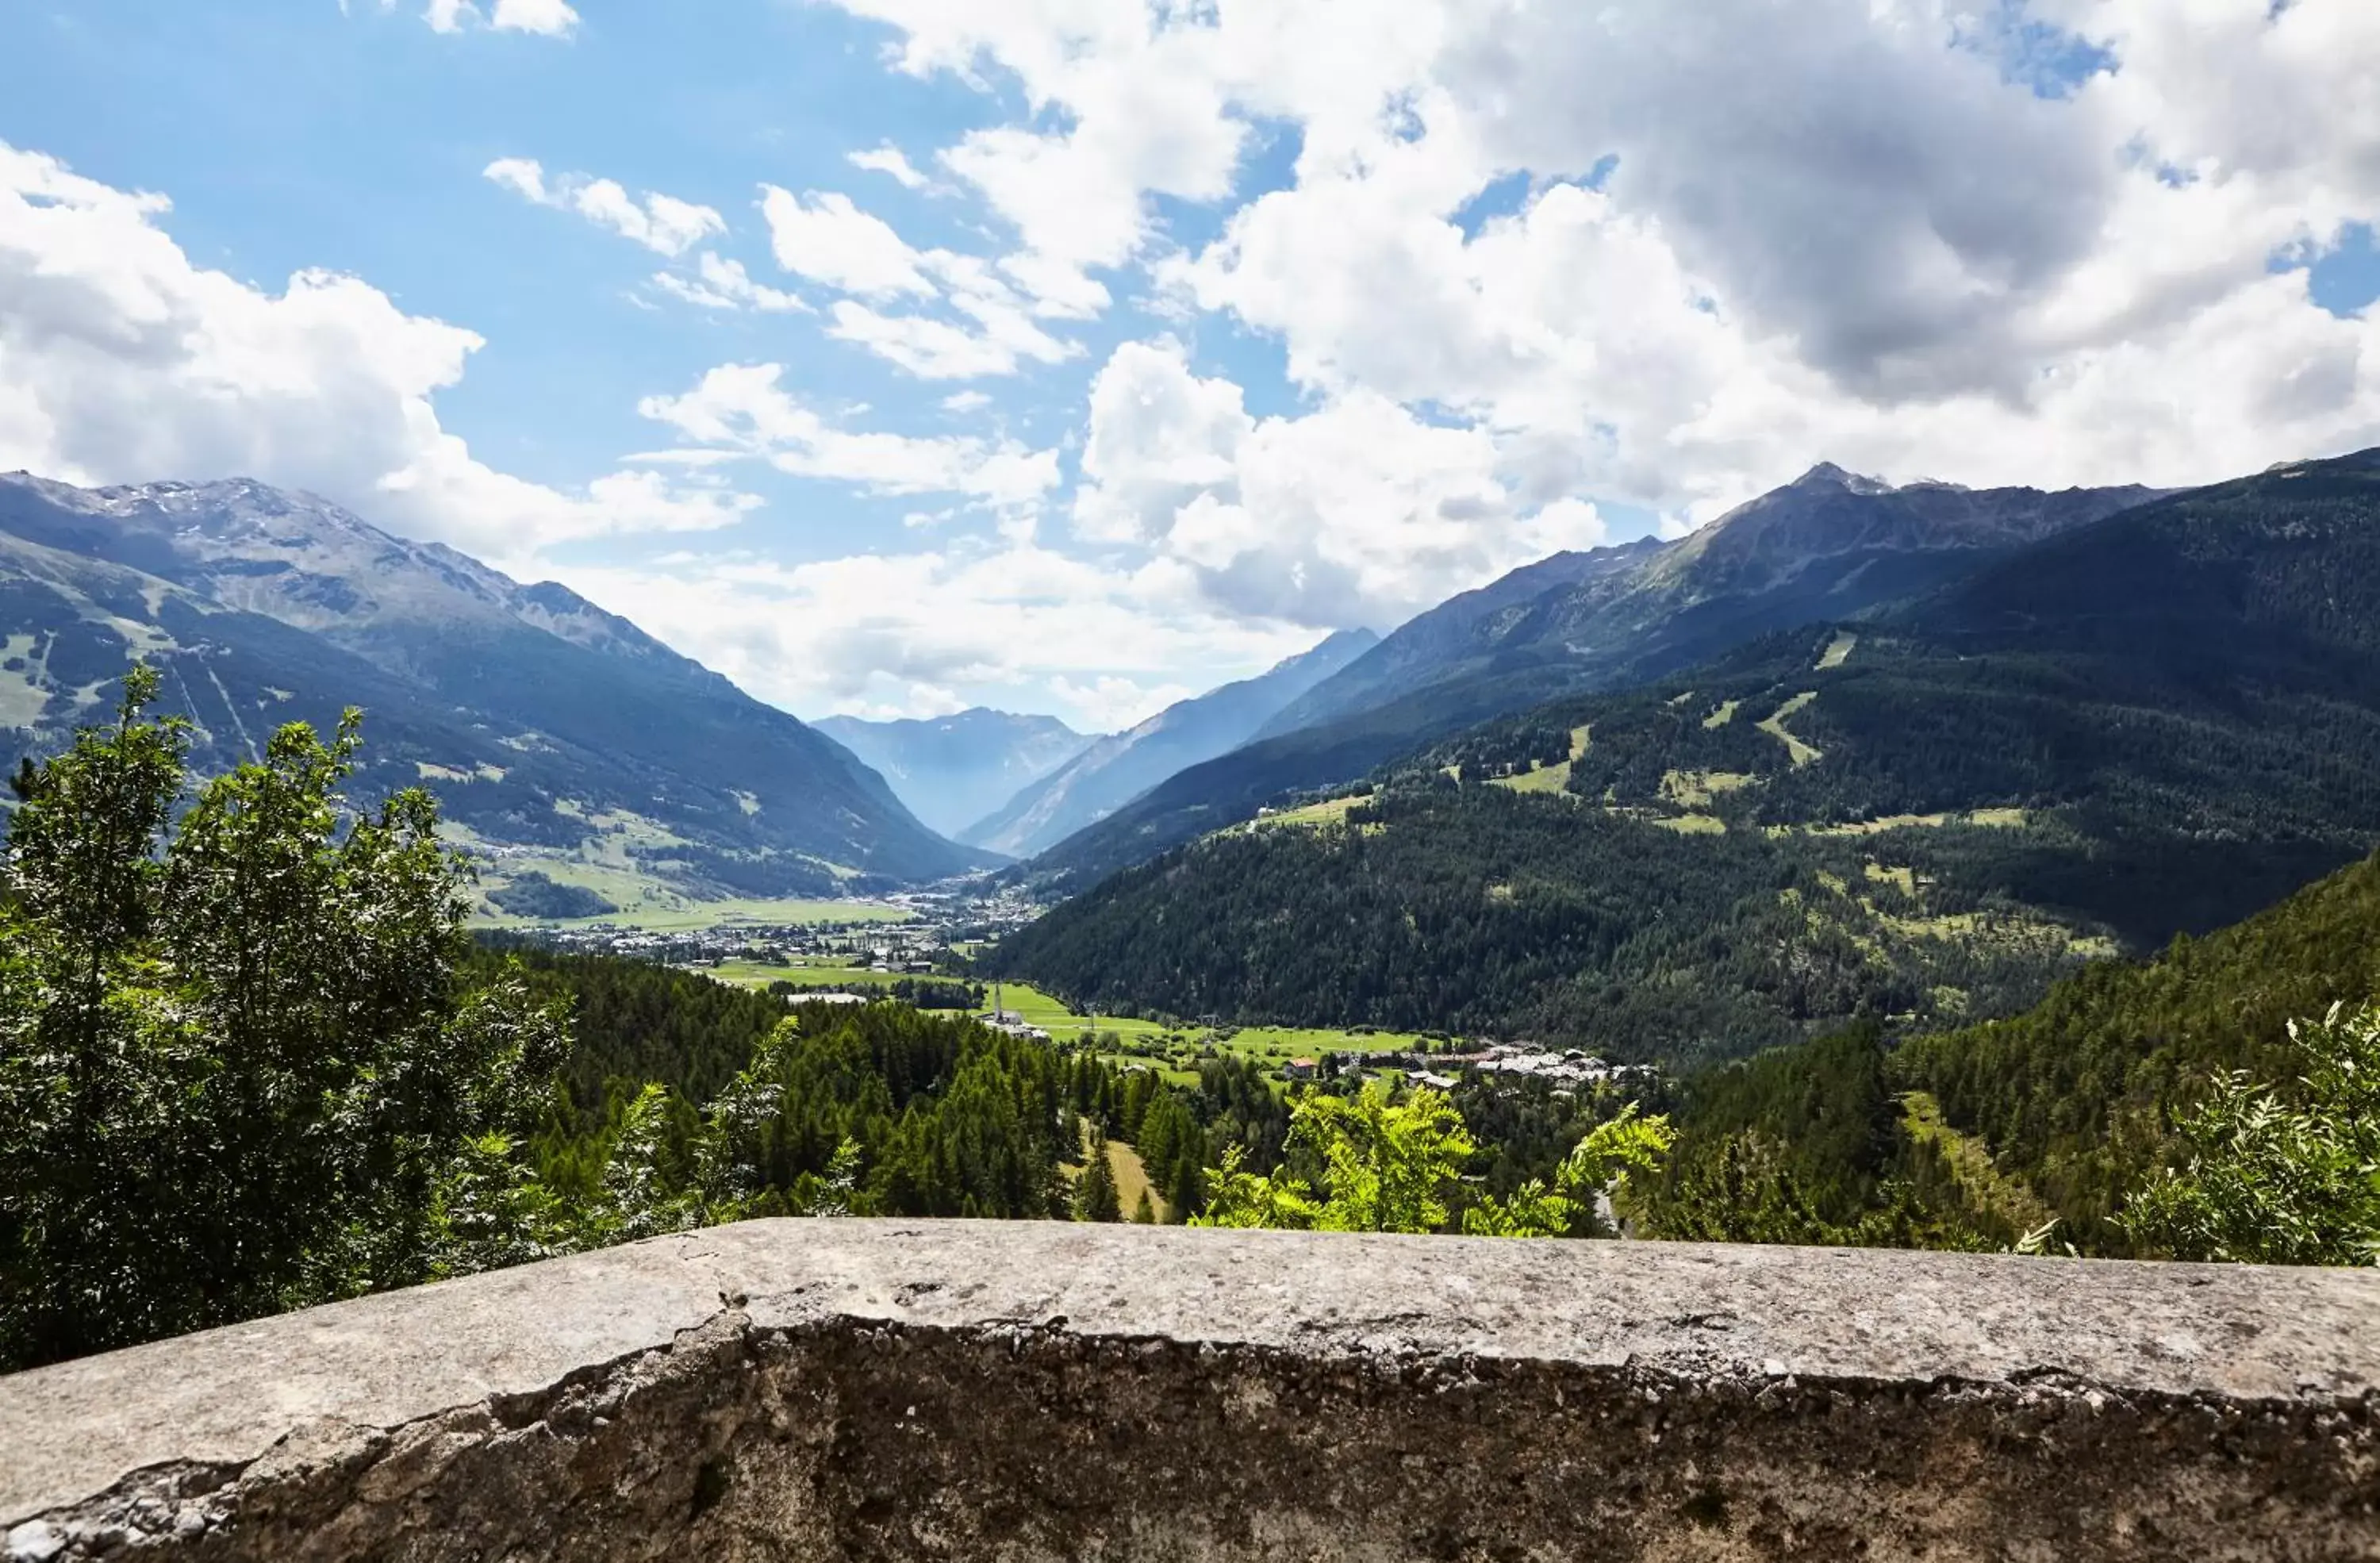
[977,981,1174,1043]
[1219,1025,1432,1061]
[1864,862,1919,896]
[1787,808,2034,839]
[1817,630,1859,670]
[1702,699,1741,730]
[1757,691,1824,766]
[1063,1132,1167,1220]
[1900,1091,2057,1235]
[472,880,916,933]
[1491,728,1591,796]
[1653,813,1728,835]
[1494,761,1572,795]
[708,959,913,991]
[1660,769,1757,808]
[1253,794,1368,831]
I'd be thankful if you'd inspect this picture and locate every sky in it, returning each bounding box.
[2,1,2378,733]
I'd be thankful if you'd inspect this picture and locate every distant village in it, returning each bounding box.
[489,889,1654,1095]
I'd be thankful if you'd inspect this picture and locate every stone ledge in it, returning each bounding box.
[2,1220,2378,1560]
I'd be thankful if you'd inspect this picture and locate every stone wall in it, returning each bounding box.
[3,1220,2377,1561]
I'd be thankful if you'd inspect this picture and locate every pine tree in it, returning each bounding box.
[1073,1137,1122,1222]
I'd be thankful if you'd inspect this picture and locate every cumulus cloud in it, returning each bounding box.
[0,141,750,558]
[486,158,725,256]
[397,0,578,36]
[652,254,812,313]
[755,187,1076,377]
[544,543,1307,733]
[848,144,935,191]
[830,0,2380,540]
[1073,340,1612,627]
[635,363,1061,505]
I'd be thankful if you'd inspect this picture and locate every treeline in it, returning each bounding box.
[468,939,789,1105]
[1638,848,2380,1254]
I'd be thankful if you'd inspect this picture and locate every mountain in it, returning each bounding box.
[0,473,987,897]
[1251,538,1664,739]
[989,448,2380,1062]
[1267,466,2165,737]
[962,628,1380,859]
[1027,468,2163,887]
[812,708,1095,840]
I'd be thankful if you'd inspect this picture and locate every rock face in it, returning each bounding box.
[3,1221,2377,1561]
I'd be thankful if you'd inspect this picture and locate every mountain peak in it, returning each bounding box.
[1791,461,1893,494]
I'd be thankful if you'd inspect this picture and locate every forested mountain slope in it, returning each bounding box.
[1262,466,2158,738]
[1642,847,2380,1254]
[0,473,983,890]
[1022,465,2161,887]
[993,449,2380,1062]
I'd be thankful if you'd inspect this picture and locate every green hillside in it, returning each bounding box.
[1641,849,2380,1254]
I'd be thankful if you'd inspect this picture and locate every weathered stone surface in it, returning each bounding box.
[2,1220,2377,1560]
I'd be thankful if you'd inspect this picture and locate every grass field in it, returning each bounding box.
[706,958,916,991]
[1250,793,1369,831]
[1063,1135,1167,1221]
[1653,812,1728,835]
[1756,691,1825,766]
[1702,698,1741,729]
[1494,761,1572,794]
[1660,768,1756,808]
[1817,631,1859,670]
[476,895,916,933]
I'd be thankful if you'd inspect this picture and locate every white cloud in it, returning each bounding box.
[848,144,934,191]
[758,186,935,298]
[756,186,1077,378]
[0,141,750,558]
[635,363,1061,505]
[545,543,1307,732]
[1073,339,1619,627]
[828,0,2380,540]
[393,0,578,36]
[652,253,812,314]
[484,159,724,256]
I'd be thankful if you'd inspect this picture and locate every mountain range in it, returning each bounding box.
[989,447,2380,1061]
[1015,463,2165,888]
[812,708,1096,840]
[0,474,986,904]
[961,628,1380,859]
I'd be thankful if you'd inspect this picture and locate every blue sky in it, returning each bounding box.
[2,1,2377,730]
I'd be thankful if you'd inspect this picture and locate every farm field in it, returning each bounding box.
[977,981,1438,1085]
[471,879,916,934]
[707,959,912,991]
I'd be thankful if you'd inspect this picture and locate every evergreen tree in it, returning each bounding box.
[1073,1138,1123,1223]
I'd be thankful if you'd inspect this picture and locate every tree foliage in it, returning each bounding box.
[1194,1084,1668,1238]
[2121,1001,2380,1266]
[0,672,569,1369]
